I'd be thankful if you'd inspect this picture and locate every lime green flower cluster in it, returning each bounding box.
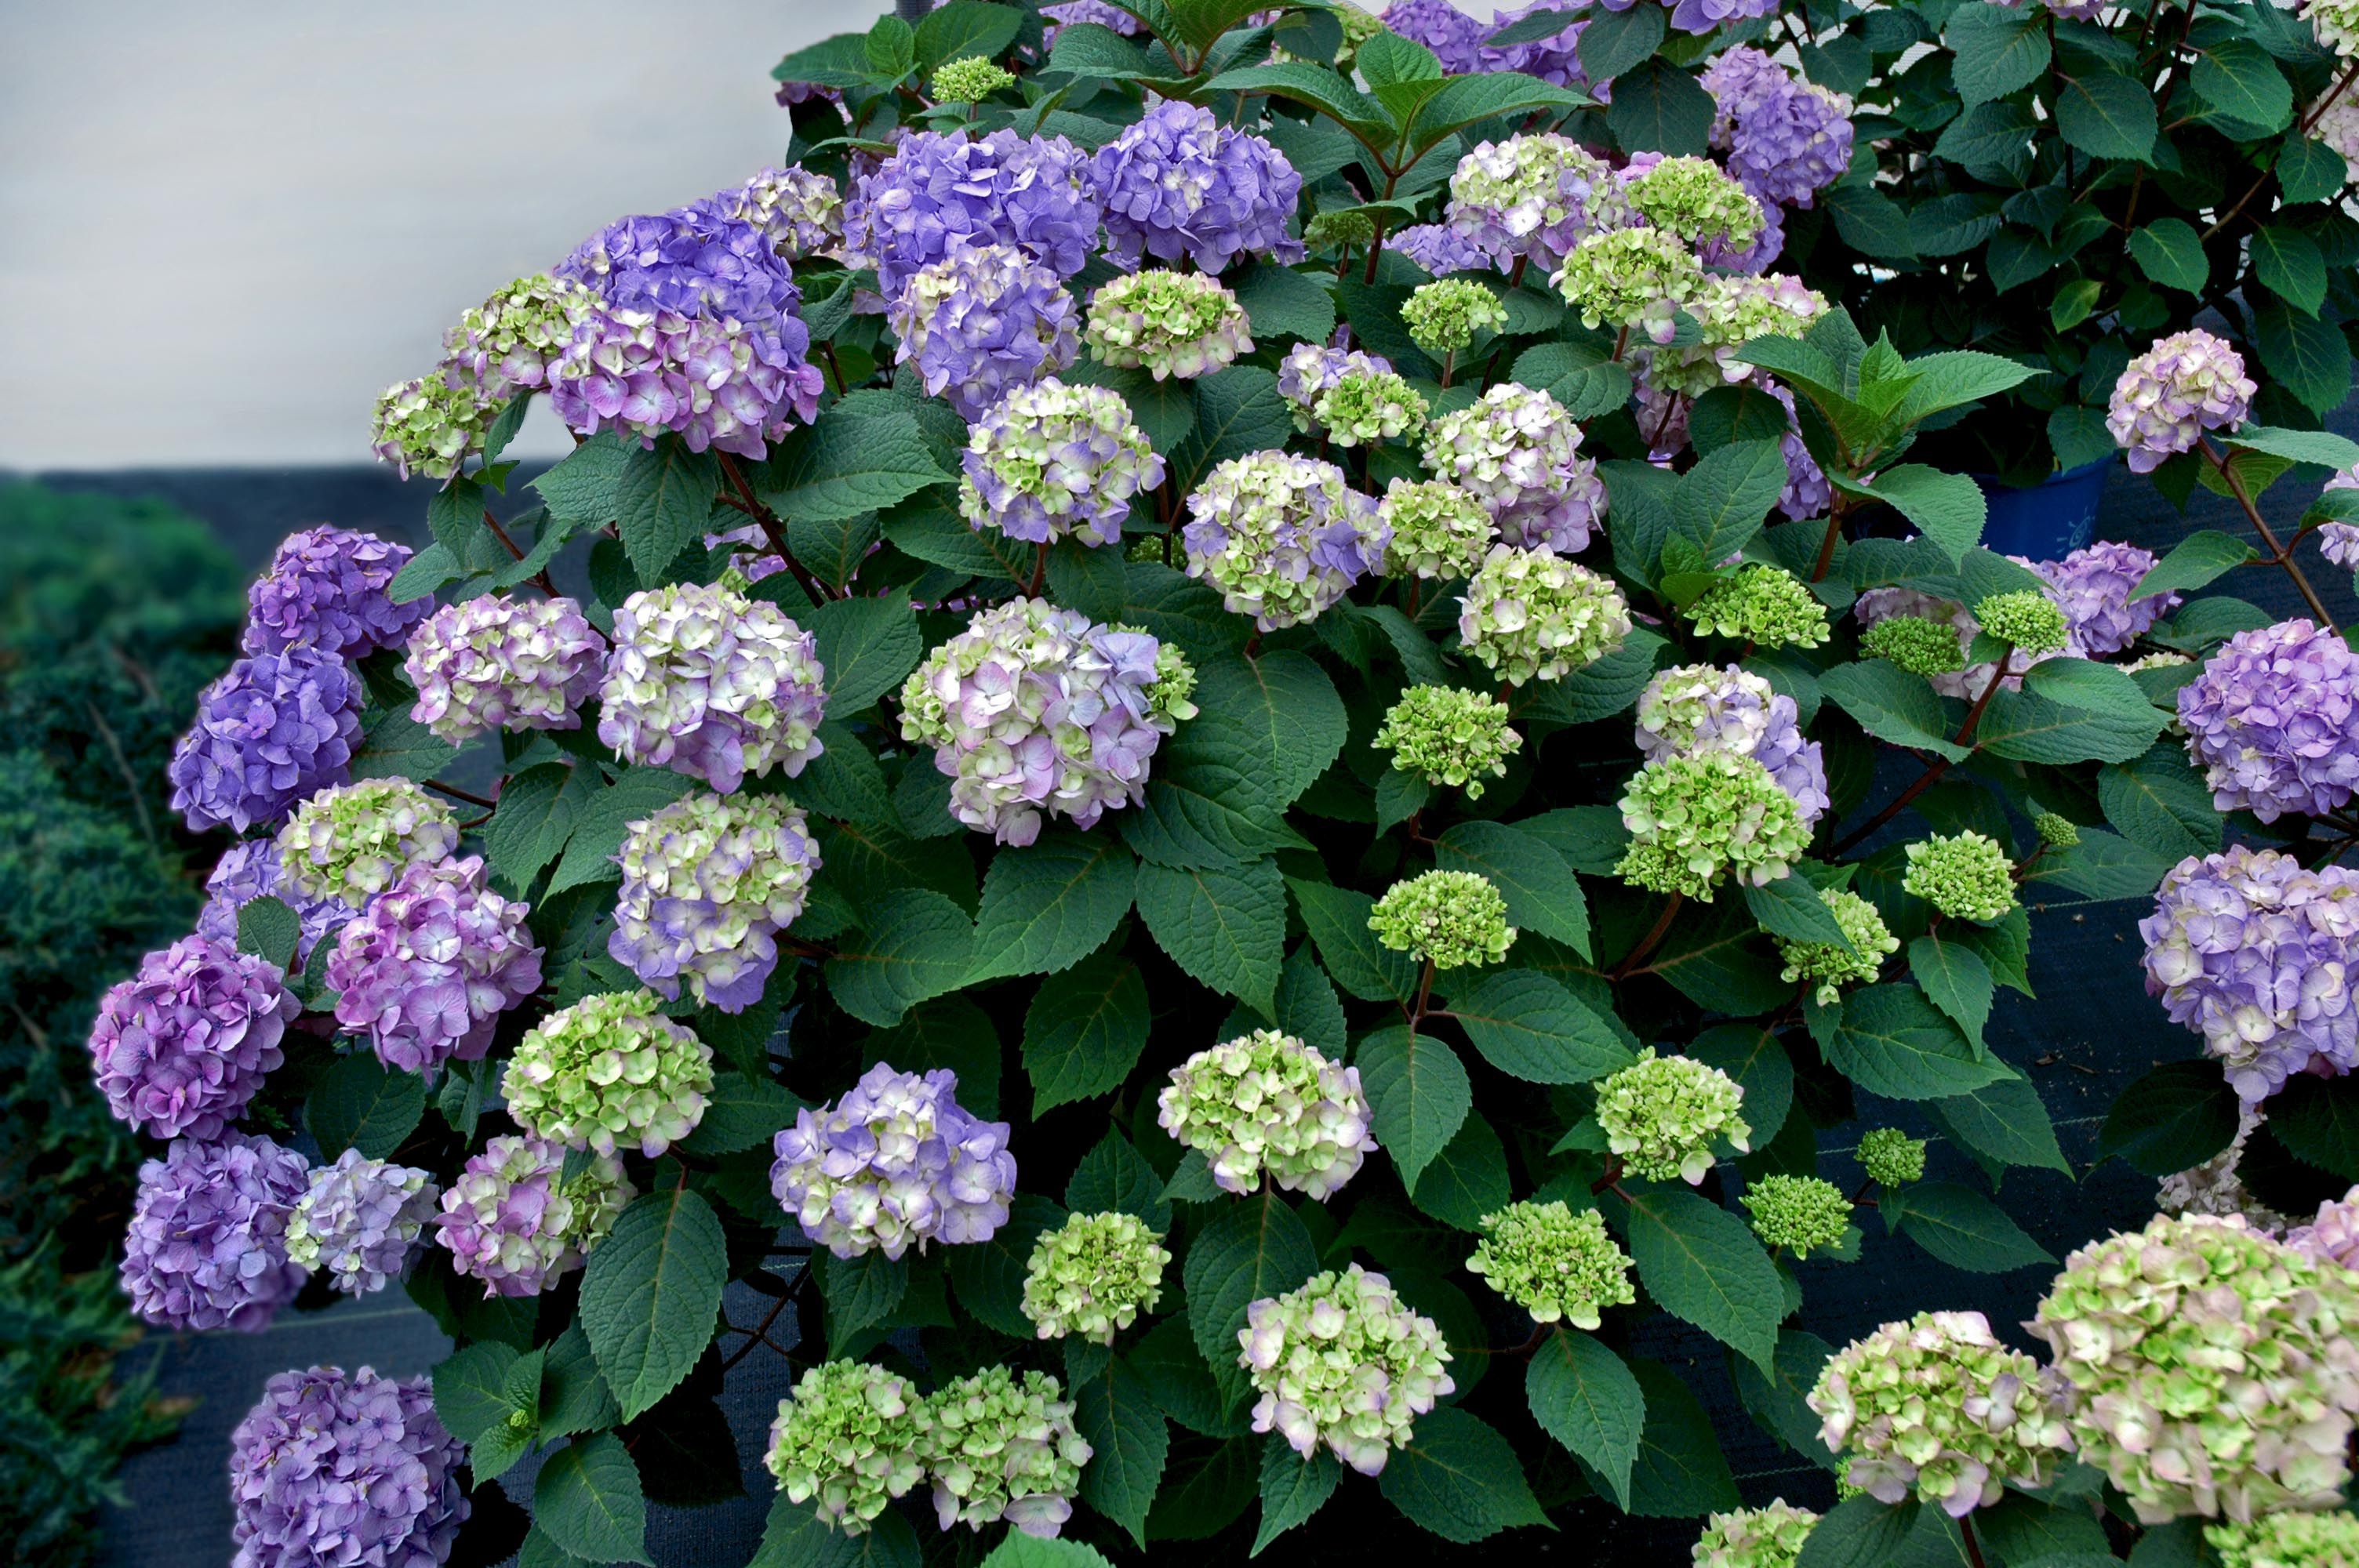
[369,368,496,481]
[1742,1174,1853,1258]
[764,1360,925,1535]
[1595,1049,1752,1184]
[1402,278,1508,357]
[1617,753,1811,901]
[1019,1210,1170,1345]
[931,56,1013,103]
[1303,209,1376,249]
[1622,156,1765,252]
[1692,1500,1819,1568]
[1648,275,1829,397]
[1457,545,1633,685]
[503,989,715,1158]
[2206,1512,2359,1567]
[916,1366,1093,1537]
[1084,270,1252,380]
[1314,369,1429,447]
[277,779,460,908]
[2034,811,2081,848]
[1238,1263,1455,1475]
[1903,831,2019,923]
[2031,1214,2359,1523]
[1378,478,1492,580]
[1856,1128,1927,1188]
[1465,1200,1634,1328]
[1686,565,1830,649]
[1157,1029,1376,1200]
[1862,614,1968,676]
[1370,869,1516,970]
[1772,887,1898,1004]
[1374,685,1521,798]
[1552,226,1703,337]
[1974,590,2070,654]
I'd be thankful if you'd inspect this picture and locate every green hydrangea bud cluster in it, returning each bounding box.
[1144,636,1198,720]
[1158,1029,1376,1200]
[504,990,715,1158]
[1622,155,1765,252]
[1019,1210,1170,1345]
[1647,275,1830,397]
[1972,590,2070,654]
[1617,753,1811,901]
[764,1360,925,1534]
[2123,649,2195,674]
[1693,1500,1819,1568]
[914,1366,1093,1537]
[1742,1174,1853,1258]
[1552,226,1703,336]
[1379,478,1492,580]
[2031,1214,2359,1523]
[1238,1263,1456,1475]
[2034,811,2081,848]
[1465,1200,1635,1328]
[1595,1049,1752,1184]
[1303,209,1376,249]
[2205,1512,2359,1567]
[1861,614,1968,676]
[1772,887,1899,1004]
[1314,369,1429,447]
[1369,869,1516,970]
[277,779,460,908]
[1373,685,1522,798]
[1458,545,1633,685]
[442,272,593,399]
[369,368,496,481]
[1686,565,1831,650]
[1808,1310,2074,1516]
[1903,831,2019,924]
[931,56,1013,103]
[1085,270,1252,380]
[1402,278,1508,356]
[1856,1128,1928,1188]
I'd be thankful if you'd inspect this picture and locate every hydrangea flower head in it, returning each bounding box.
[1239,1263,1454,1475]
[1686,564,1830,648]
[284,1149,438,1297]
[195,840,351,969]
[1180,452,1385,629]
[1642,274,1828,397]
[1703,49,1856,209]
[1636,663,1830,822]
[915,1366,1093,1537]
[1092,96,1303,273]
[229,1367,467,1568]
[900,598,1194,844]
[598,580,828,793]
[1479,0,1592,80]
[889,241,1081,419]
[169,648,363,833]
[506,990,714,1158]
[1743,1174,1853,1257]
[1618,752,1812,900]
[1857,1128,1928,1188]
[1383,0,1486,71]
[2031,1213,2359,1523]
[1693,1501,1819,1568]
[1595,1048,1752,1183]
[716,166,844,262]
[2107,329,2257,472]
[1084,270,1252,380]
[2177,618,2359,822]
[2322,520,2359,571]
[1773,887,1899,1004]
[1402,278,1508,356]
[434,1134,633,1297]
[610,790,821,1011]
[771,1064,1016,1259]
[1465,1200,1635,1327]
[1447,134,1626,267]
[242,526,427,660]
[1863,614,1969,677]
[765,1360,926,1534]
[1278,344,1390,432]
[1554,225,1705,345]
[122,1132,310,1332]
[1975,590,2070,655]
[1385,221,1499,276]
[1422,383,1606,553]
[845,129,1101,295]
[1020,1210,1171,1344]
[1370,869,1517,969]
[2034,811,2081,848]
[2206,1512,2359,1568]
[326,855,542,1075]
[1864,582,2091,703]
[2314,0,2359,56]
[370,370,496,482]
[932,55,1015,103]
[1303,209,1376,251]
[405,593,603,744]
[1379,478,1493,580]
[89,934,295,1142]
[1458,545,1632,684]
[440,272,594,399]
[2286,1183,2359,1271]
[958,377,1165,549]
[1157,1029,1376,1200]
[1903,832,2020,923]
[1313,368,1429,447]
[1375,684,1522,797]
[275,779,460,909]
[2036,540,2177,655]
[1622,155,1765,252]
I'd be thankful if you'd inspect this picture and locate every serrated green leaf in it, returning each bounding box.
[947,1194,1065,1338]
[1619,1186,1782,1374]
[307,1052,427,1160]
[614,437,721,583]
[1689,1023,1795,1148]
[1136,858,1285,1014]
[1251,1437,1339,1555]
[2055,71,2157,160]
[2098,1060,2241,1174]
[2266,1073,2359,1178]
[1375,1407,1550,1542]
[1359,1025,1472,1190]
[1065,1130,1172,1232]
[1605,58,1714,156]
[1023,953,1152,1112]
[534,1434,651,1566]
[1527,1330,1645,1509]
[1821,662,1969,760]
[2252,223,2328,314]
[1909,934,1994,1048]
[1976,687,2165,764]
[1184,1192,1317,1374]
[817,1250,907,1353]
[1885,1181,2053,1272]
[1824,985,2009,1099]
[754,395,949,524]
[350,707,460,786]
[1446,970,1632,1083]
[577,1189,725,1421]
[2099,748,2222,861]
[1744,876,1856,954]
[1073,1352,1168,1547]
[1732,1327,1837,1467]
[1946,2,2050,103]
[969,832,1136,982]
[529,433,629,527]
[546,768,698,897]
[1433,819,1591,956]
[826,889,976,1027]
[1626,1359,1740,1517]
[2190,38,2293,131]
[1671,439,1787,564]
[1406,1110,1510,1229]
[1510,342,1635,421]
[234,895,300,972]
[1797,1495,1922,1568]
[2257,300,2355,415]
[2128,218,2209,293]
[805,595,922,717]
[1929,1074,2071,1174]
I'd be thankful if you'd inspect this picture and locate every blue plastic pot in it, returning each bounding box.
[1971,457,2115,562]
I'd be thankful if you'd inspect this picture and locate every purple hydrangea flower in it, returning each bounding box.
[229,1367,467,1568]
[121,1132,309,1333]
[2106,329,2256,473]
[1663,0,1780,34]
[1384,223,1501,276]
[771,1063,1018,1259]
[1278,344,1393,432]
[1635,664,1830,823]
[1703,48,1855,210]
[2141,845,2359,1102]
[1092,97,1303,274]
[194,840,353,969]
[439,273,594,401]
[434,1134,633,1298]
[241,527,428,661]
[1045,0,1142,34]
[2287,1184,2359,1269]
[285,1149,438,1298]
[609,791,822,1011]
[1479,0,1590,84]
[1382,0,1485,70]
[168,648,363,834]
[845,129,1102,297]
[2178,618,2359,822]
[598,581,829,793]
[404,593,604,745]
[1768,382,1830,521]
[1447,134,1627,268]
[1421,383,1607,553]
[958,377,1165,547]
[325,855,543,1075]
[90,934,295,1142]
[715,165,845,262]
[2035,541,2179,656]
[1182,452,1390,630]
[2324,521,2359,570]
[886,241,1081,421]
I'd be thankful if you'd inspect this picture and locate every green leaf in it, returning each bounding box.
[947,1194,1064,1338]
[2098,1059,2241,1175]
[1433,820,1591,956]
[825,889,976,1027]
[2128,217,2210,292]
[818,1250,907,1352]
[914,0,1023,70]
[1976,1492,2114,1564]
[1605,59,1713,156]
[1931,1074,2071,1174]
[1934,101,2035,173]
[1824,985,2009,1099]
[752,1496,922,1568]
[1521,626,1669,728]
[1908,935,1994,1047]
[1619,1186,1782,1375]
[1576,1,1665,82]
[1510,342,1635,421]
[1744,877,1855,954]
[546,768,697,897]
[1821,662,1969,761]
[1045,21,1151,79]
[1890,351,2037,426]
[1671,439,1787,564]
[1797,1495,1922,1568]
[432,1342,538,1480]
[1849,466,1986,562]
[1230,266,1336,345]
[2055,71,2158,161]
[577,1189,725,1421]
[867,13,917,78]
[2099,748,2222,861]
[1826,186,1918,260]
[1289,878,1420,1002]
[1626,1359,1740,1517]
[805,596,922,717]
[2264,1073,2359,1179]
[530,433,629,527]
[2252,223,2328,313]
[2021,826,2172,902]
[1265,944,1347,1062]
[1376,1407,1550,1542]
[1649,900,1791,1014]
[1689,1023,1795,1147]
[2258,300,2354,415]
[307,1052,427,1160]
[2023,659,2158,722]
[1406,1111,1511,1230]
[1358,1025,1472,1190]
[1251,1439,1339,1556]
[1946,2,2050,103]
[1976,688,2165,764]
[1023,953,1153,1112]
[1170,367,1295,498]
[1912,193,2006,259]
[1201,62,1392,140]
[1073,1352,1169,1547]
[614,436,721,584]
[2190,38,2293,130]
[1136,858,1285,1014]
[534,1434,651,1566]
[1448,970,1633,1083]
[1184,1191,1317,1374]
[2132,528,2256,601]
[754,395,949,524]
[1065,1130,1172,1232]
[483,761,595,891]
[234,895,300,972]
[349,708,459,786]
[2226,423,2359,470]
[1527,1331,1645,1510]
[1196,652,1347,807]
[968,832,1136,982]
[1885,1181,2054,1272]
[981,1537,1112,1568]
[2276,136,2349,204]
[1408,71,1589,158]
[1732,1327,1837,1466]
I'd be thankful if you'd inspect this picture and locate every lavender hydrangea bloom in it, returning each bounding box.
[1478,0,1592,82]
[122,1132,310,1333]
[1382,0,1485,71]
[2287,1184,2359,1269]
[609,791,822,1011]
[1092,97,1303,273]
[1768,382,1830,520]
[598,581,829,793]
[1703,48,1855,210]
[1421,383,1607,553]
[195,840,352,969]
[435,1134,633,1298]
[2178,619,2359,822]
[89,935,295,1142]
[1635,665,1830,823]
[717,165,845,261]
[285,1149,438,1297]
[405,593,603,744]
[2324,521,2359,569]
[2107,329,2257,473]
[845,129,1102,296]
[326,856,543,1076]
[229,1367,467,1568]
[1181,452,1389,630]
[2036,541,2179,655]
[887,242,1081,420]
[1664,0,1780,33]
[1044,0,1141,34]
[771,1064,1018,1259]
[1384,223,1499,275]
[1447,135,1627,268]
[168,648,363,834]
[439,273,594,401]
[240,526,427,660]
[1278,344,1392,433]
[958,377,1165,548]
[2141,846,2359,1102]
